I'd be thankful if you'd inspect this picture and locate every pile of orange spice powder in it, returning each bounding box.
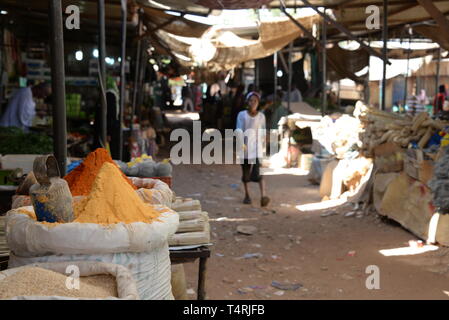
[23,162,163,225]
[64,148,136,196]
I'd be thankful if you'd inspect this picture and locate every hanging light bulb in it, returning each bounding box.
[75,50,83,61]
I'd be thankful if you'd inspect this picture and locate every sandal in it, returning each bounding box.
[243,196,252,204]
[261,196,270,207]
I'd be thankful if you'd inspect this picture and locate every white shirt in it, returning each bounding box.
[0,87,36,130]
[236,110,266,160]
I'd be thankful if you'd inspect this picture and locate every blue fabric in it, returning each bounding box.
[67,160,83,174]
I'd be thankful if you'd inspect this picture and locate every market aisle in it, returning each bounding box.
[172,163,449,300]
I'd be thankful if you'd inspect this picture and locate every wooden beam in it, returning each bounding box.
[301,0,390,63]
[335,0,360,9]
[280,2,321,47]
[417,0,449,34]
[148,14,184,33]
[329,0,448,9]
[389,2,419,16]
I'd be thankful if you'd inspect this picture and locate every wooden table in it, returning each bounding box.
[169,246,211,300]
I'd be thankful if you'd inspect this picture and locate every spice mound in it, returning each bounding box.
[73,162,162,224]
[0,267,117,299]
[64,148,136,196]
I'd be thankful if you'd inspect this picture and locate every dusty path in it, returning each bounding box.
[172,163,449,300]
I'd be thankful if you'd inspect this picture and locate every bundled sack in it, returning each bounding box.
[131,177,174,207]
[5,205,179,300]
[169,224,211,247]
[0,261,139,300]
[177,212,209,233]
[171,199,201,212]
[176,210,208,221]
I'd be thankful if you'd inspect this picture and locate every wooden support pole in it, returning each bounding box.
[322,11,327,116]
[381,0,388,111]
[288,42,293,112]
[274,52,278,104]
[131,10,143,132]
[119,0,127,161]
[98,0,107,146]
[435,47,442,99]
[48,0,67,176]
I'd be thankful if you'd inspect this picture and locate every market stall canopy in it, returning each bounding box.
[0,0,139,45]
[269,0,449,41]
[139,0,272,11]
[152,14,319,71]
[144,0,449,43]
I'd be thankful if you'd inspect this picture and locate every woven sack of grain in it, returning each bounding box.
[0,261,139,300]
[130,177,174,207]
[319,160,338,198]
[5,205,179,300]
[171,264,188,300]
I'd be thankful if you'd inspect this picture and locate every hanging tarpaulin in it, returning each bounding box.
[155,14,320,71]
[326,45,369,84]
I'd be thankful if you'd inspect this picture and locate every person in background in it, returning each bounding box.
[182,85,194,112]
[283,82,303,102]
[236,91,270,207]
[0,82,51,131]
[268,90,290,130]
[231,84,245,129]
[434,85,447,116]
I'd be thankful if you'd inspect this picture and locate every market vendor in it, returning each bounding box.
[0,82,51,131]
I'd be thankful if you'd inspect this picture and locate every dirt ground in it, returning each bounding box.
[171,162,449,300]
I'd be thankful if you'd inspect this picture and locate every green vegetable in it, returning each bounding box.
[0,127,53,154]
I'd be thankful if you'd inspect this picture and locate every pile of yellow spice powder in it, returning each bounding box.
[73,162,163,224]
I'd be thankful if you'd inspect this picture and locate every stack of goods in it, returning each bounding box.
[353,102,449,246]
[66,94,86,119]
[306,113,362,185]
[115,155,172,179]
[0,261,139,300]
[168,197,210,247]
[6,150,179,300]
[355,103,448,157]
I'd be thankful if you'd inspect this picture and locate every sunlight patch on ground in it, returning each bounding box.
[379,245,439,257]
[261,167,309,176]
[210,217,259,222]
[296,198,348,212]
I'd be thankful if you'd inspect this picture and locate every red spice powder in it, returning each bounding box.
[64,148,136,196]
